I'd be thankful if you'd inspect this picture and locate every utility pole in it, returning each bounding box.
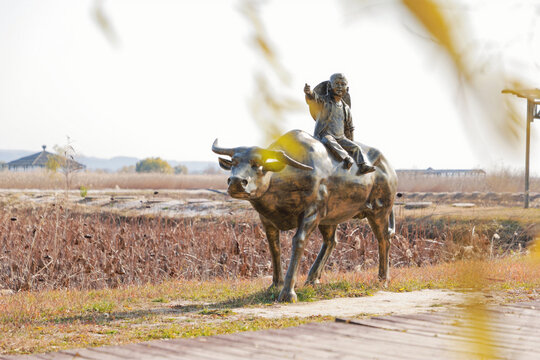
[502,89,540,208]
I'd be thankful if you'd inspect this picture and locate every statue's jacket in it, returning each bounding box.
[306,91,355,142]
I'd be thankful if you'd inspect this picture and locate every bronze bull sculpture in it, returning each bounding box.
[212,130,397,302]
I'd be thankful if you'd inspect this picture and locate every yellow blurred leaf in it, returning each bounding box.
[401,0,467,79]
[91,0,119,46]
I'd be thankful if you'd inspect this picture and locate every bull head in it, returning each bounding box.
[212,139,312,199]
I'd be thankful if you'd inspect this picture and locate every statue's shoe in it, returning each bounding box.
[343,157,354,170]
[356,163,376,175]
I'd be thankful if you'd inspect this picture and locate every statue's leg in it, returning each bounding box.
[367,213,392,285]
[338,138,367,165]
[278,205,319,303]
[306,224,337,285]
[321,135,349,162]
[338,138,375,175]
[260,215,283,290]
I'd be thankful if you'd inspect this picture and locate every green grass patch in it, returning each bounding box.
[198,308,235,317]
[151,297,167,303]
[83,300,116,314]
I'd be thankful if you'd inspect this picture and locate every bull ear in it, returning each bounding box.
[218,157,232,170]
[262,160,286,172]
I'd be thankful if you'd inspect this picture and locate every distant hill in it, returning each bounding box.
[0,149,220,174]
[77,155,139,172]
[167,160,221,174]
[0,150,33,163]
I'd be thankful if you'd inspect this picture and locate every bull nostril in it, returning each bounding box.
[241,179,248,187]
[227,178,232,185]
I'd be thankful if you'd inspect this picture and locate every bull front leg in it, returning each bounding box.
[278,206,319,302]
[367,213,392,285]
[260,215,283,289]
[305,224,337,285]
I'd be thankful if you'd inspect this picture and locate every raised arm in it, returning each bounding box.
[304,83,314,100]
[304,83,323,121]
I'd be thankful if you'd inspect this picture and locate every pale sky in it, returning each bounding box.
[1,0,539,173]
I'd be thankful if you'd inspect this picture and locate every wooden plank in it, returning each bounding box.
[199,327,378,360]
[504,301,540,309]
[396,310,540,340]
[351,315,539,353]
[370,313,540,338]
[128,343,195,359]
[14,351,98,360]
[355,324,534,360]
[152,337,261,360]
[230,327,357,359]
[33,354,91,360]
[136,339,224,360]
[62,348,132,360]
[296,322,466,359]
[197,334,317,360]
[326,319,538,359]
[244,324,423,360]
[333,314,540,359]
[185,337,269,359]
[207,333,317,360]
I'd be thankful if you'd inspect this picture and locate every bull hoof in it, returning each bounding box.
[378,276,389,288]
[305,278,320,286]
[278,289,297,303]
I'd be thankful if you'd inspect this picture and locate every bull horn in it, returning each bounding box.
[212,139,235,157]
[264,150,313,171]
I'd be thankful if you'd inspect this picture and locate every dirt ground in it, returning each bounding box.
[1,188,538,219]
[231,289,467,318]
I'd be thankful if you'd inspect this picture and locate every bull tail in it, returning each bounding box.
[388,208,395,237]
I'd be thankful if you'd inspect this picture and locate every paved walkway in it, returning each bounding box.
[3,300,539,359]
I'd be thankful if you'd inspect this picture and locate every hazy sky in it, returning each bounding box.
[1,0,539,173]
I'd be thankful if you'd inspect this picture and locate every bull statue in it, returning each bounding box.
[212,130,397,302]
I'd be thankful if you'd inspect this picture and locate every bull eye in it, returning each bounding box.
[241,179,248,187]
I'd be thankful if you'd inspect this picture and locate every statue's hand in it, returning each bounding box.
[304,83,312,96]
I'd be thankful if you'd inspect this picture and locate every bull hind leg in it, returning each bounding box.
[305,224,337,285]
[260,216,283,290]
[367,213,392,285]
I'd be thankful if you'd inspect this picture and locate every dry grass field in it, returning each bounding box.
[1,192,538,293]
[0,168,538,192]
[0,171,228,190]
[398,169,540,193]
[0,171,539,355]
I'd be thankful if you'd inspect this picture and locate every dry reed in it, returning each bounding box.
[1,203,533,292]
[0,171,227,190]
[1,169,538,193]
[397,169,540,193]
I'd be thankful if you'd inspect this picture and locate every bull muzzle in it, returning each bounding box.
[227,176,250,198]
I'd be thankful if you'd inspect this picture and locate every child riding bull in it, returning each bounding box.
[304,73,375,175]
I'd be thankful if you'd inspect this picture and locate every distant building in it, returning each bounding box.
[396,167,486,177]
[6,145,85,171]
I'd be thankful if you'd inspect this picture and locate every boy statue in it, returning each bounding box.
[304,73,375,175]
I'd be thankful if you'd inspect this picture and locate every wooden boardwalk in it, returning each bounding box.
[3,300,539,359]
